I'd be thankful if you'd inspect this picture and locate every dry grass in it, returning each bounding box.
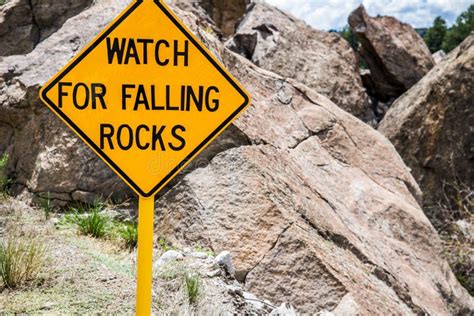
[430,180,473,295]
[0,198,136,313]
[0,236,47,289]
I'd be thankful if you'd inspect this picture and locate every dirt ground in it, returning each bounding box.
[0,197,268,315]
[0,198,137,314]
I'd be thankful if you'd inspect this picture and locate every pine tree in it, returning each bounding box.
[442,5,474,52]
[341,26,359,51]
[424,17,447,53]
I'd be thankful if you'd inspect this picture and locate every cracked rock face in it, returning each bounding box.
[155,47,473,314]
[169,0,249,37]
[0,0,93,56]
[198,0,249,37]
[379,35,474,218]
[226,2,374,124]
[349,5,435,101]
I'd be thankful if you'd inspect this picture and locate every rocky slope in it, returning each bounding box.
[0,0,472,314]
[0,0,93,56]
[196,0,249,37]
[227,2,374,124]
[0,198,277,314]
[379,34,474,224]
[349,5,435,102]
[155,44,473,315]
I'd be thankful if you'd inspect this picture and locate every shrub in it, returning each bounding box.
[39,192,54,220]
[66,200,109,238]
[73,210,108,238]
[433,179,473,295]
[184,272,200,304]
[158,237,175,252]
[193,245,215,257]
[119,222,138,249]
[0,237,47,289]
[0,153,10,195]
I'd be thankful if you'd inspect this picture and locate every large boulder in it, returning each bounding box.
[379,35,474,219]
[155,42,473,314]
[0,0,93,56]
[199,0,249,37]
[348,5,435,101]
[226,2,374,124]
[169,0,249,37]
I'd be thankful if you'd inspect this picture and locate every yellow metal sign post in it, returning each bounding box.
[136,196,155,314]
[39,0,250,314]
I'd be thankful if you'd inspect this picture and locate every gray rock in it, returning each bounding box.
[379,35,474,217]
[270,303,297,316]
[349,5,434,101]
[227,2,374,123]
[0,0,93,56]
[154,46,472,314]
[189,251,209,259]
[215,251,235,276]
[155,250,184,268]
[206,269,221,278]
[197,0,250,37]
[433,50,447,64]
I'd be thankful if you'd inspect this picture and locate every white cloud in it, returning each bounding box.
[264,0,473,30]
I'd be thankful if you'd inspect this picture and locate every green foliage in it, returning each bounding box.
[424,16,447,53]
[193,245,215,257]
[341,25,359,51]
[0,237,47,289]
[0,153,10,195]
[39,192,54,220]
[72,211,108,238]
[158,237,175,252]
[65,201,109,238]
[340,25,368,69]
[442,5,474,52]
[423,5,474,53]
[184,272,200,304]
[0,0,7,6]
[119,222,138,249]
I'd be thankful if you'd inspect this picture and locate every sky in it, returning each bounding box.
[264,0,473,31]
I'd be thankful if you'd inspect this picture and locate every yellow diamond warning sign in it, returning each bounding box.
[39,0,250,198]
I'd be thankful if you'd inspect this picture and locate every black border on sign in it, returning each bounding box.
[41,0,250,198]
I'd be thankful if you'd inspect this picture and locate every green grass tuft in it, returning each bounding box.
[193,245,215,257]
[64,200,109,238]
[0,153,10,196]
[119,222,138,249]
[39,192,54,220]
[158,237,175,252]
[73,210,108,238]
[184,272,200,304]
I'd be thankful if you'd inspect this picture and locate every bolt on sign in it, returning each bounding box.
[39,0,250,314]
